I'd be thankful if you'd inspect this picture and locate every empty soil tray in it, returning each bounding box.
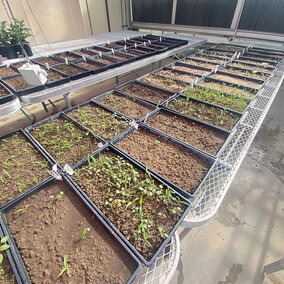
[55,53,81,62]
[116,129,210,194]
[121,82,174,104]
[29,117,99,167]
[156,70,199,83]
[198,80,256,99]
[33,57,63,66]
[228,62,273,73]
[67,104,130,141]
[54,64,89,79]
[146,110,228,156]
[97,91,155,121]
[209,73,262,89]
[0,84,10,98]
[73,50,94,57]
[0,131,50,207]
[194,56,227,64]
[182,59,216,69]
[72,149,189,262]
[4,179,138,283]
[0,67,18,78]
[171,65,210,76]
[140,75,187,93]
[168,96,239,130]
[93,57,117,65]
[45,69,70,87]
[183,86,249,112]
[222,67,269,80]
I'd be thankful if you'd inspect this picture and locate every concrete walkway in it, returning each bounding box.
[172,81,284,284]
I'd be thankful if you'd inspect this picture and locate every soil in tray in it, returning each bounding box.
[156,70,199,84]
[222,67,269,81]
[107,54,125,61]
[205,51,231,58]
[243,55,278,63]
[76,61,103,70]
[171,65,209,76]
[73,151,188,260]
[193,56,226,64]
[228,62,272,73]
[0,254,15,283]
[146,112,227,155]
[122,82,173,104]
[34,57,61,66]
[46,69,66,83]
[117,129,210,193]
[237,58,275,68]
[0,132,50,206]
[247,51,282,59]
[54,64,86,76]
[30,117,99,167]
[184,86,249,112]
[140,75,187,93]
[168,96,239,130]
[0,85,10,98]
[209,73,262,89]
[56,53,79,61]
[125,50,144,57]
[6,181,136,283]
[98,91,154,120]
[68,105,130,140]
[198,80,256,99]
[182,59,216,69]
[4,76,33,91]
[93,57,115,65]
[0,67,18,78]
[74,50,93,57]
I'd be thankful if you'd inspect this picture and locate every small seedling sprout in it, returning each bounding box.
[57,255,71,278]
[15,205,30,213]
[0,236,10,264]
[82,228,90,239]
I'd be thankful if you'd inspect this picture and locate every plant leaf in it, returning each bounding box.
[0,244,10,251]
[1,236,8,243]
[0,254,3,264]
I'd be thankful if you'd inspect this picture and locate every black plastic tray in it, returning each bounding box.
[71,48,98,58]
[107,51,136,64]
[72,58,108,74]
[123,48,149,59]
[0,81,13,100]
[0,66,19,79]
[53,51,82,62]
[129,46,158,56]
[66,144,191,265]
[64,99,132,142]
[115,41,134,47]
[143,107,231,158]
[31,56,65,67]
[0,176,142,283]
[1,74,45,96]
[87,45,110,53]
[252,47,284,56]
[102,43,122,50]
[93,89,157,122]
[110,123,216,199]
[220,65,271,79]
[44,67,71,88]
[0,129,54,211]
[246,50,283,60]
[53,63,91,80]
[242,52,280,63]
[238,56,278,66]
[169,61,212,74]
[181,57,220,67]
[92,54,123,69]
[228,60,274,73]
[24,112,105,170]
[117,80,176,106]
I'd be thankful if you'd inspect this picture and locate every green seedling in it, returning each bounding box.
[158,227,168,239]
[57,191,64,200]
[57,255,71,278]
[154,140,160,146]
[15,205,29,213]
[0,236,10,264]
[82,228,90,239]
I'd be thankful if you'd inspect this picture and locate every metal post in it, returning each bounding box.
[232,0,246,40]
[63,93,72,109]
[263,258,284,274]
[85,0,93,35]
[171,0,178,25]
[105,0,111,32]
[5,0,15,18]
[124,0,128,28]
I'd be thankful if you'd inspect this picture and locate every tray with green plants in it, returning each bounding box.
[228,61,274,73]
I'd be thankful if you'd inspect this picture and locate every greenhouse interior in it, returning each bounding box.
[0,0,283,283]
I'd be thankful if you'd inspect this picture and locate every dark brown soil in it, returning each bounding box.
[117,129,209,193]
[237,58,275,67]
[0,67,18,78]
[74,50,93,57]
[168,96,239,130]
[4,76,32,91]
[0,132,50,206]
[0,85,10,97]
[209,73,262,89]
[146,112,227,155]
[156,70,199,83]
[107,54,125,61]
[98,91,154,120]
[0,254,15,283]
[228,62,272,73]
[54,65,86,76]
[35,57,61,66]
[57,54,79,61]
[171,65,210,76]
[122,82,173,104]
[6,181,136,283]
[125,50,145,57]
[140,75,187,92]
[76,61,103,70]
[30,117,99,167]
[46,69,66,83]
[194,56,227,64]
[73,151,188,259]
[199,81,256,99]
[68,104,130,140]
[222,67,269,80]
[182,59,216,69]
[93,57,115,65]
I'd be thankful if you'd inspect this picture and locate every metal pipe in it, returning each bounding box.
[5,0,15,18]
[233,0,246,40]
[85,0,93,35]
[120,0,125,29]
[124,0,128,29]
[105,0,111,32]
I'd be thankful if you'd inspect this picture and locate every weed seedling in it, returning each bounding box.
[0,236,10,264]
[82,228,90,239]
[15,205,30,213]
[57,255,71,278]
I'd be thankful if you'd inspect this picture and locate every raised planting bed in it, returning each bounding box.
[221,66,270,81]
[73,59,108,74]
[183,86,250,113]
[0,83,11,98]
[155,69,200,84]
[198,79,257,99]
[193,55,227,64]
[0,130,51,208]
[167,95,240,130]
[236,58,276,68]
[26,113,101,168]
[96,90,155,121]
[45,68,70,88]
[118,81,175,105]
[0,67,18,79]
[145,108,229,157]
[66,101,130,141]
[54,52,81,62]
[170,64,211,76]
[2,75,45,96]
[2,178,140,283]
[32,56,64,67]
[182,58,217,69]
[228,62,273,73]
[208,72,262,89]
[53,63,90,80]
[70,146,190,264]
[113,125,213,198]
[140,74,187,93]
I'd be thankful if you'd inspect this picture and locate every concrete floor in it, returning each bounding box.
[172,81,284,284]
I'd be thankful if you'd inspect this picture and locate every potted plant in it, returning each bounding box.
[0,21,17,59]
